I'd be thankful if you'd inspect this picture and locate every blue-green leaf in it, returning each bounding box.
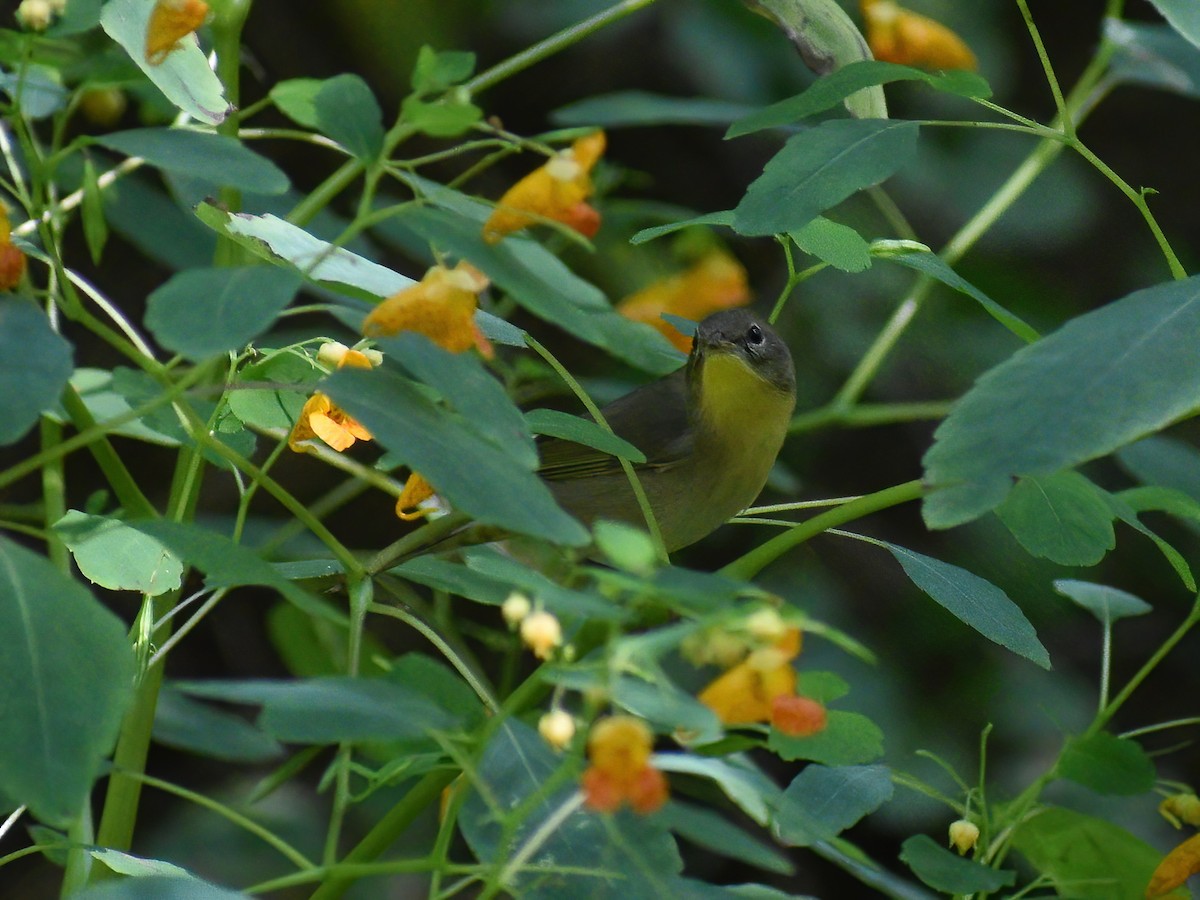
[791,218,872,273]
[900,834,1016,894]
[1107,19,1200,98]
[631,210,735,245]
[995,472,1116,566]
[775,764,893,846]
[554,91,755,129]
[1053,579,1152,624]
[525,408,646,463]
[1146,0,1200,49]
[658,801,793,875]
[0,301,74,446]
[312,74,384,159]
[153,688,284,763]
[770,711,885,764]
[54,511,183,596]
[93,129,288,195]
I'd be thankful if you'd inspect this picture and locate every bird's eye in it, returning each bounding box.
[747,323,764,346]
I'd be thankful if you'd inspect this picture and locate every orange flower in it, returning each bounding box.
[697,627,828,737]
[1147,831,1200,899]
[0,203,25,292]
[581,716,668,815]
[617,250,750,352]
[861,0,977,71]
[395,472,436,520]
[146,0,210,65]
[483,132,606,244]
[287,346,374,453]
[362,261,493,358]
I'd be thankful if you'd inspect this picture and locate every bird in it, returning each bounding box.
[538,308,796,553]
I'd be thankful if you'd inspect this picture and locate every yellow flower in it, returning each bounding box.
[0,203,26,292]
[1147,831,1200,899]
[948,819,980,855]
[146,0,210,65]
[1161,794,1200,829]
[362,261,492,358]
[538,709,576,750]
[861,0,977,71]
[616,250,751,352]
[483,132,606,244]
[520,610,562,660]
[287,348,374,454]
[395,472,436,521]
[581,716,668,815]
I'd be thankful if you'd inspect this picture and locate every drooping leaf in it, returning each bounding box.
[0,536,135,827]
[791,218,872,273]
[631,210,736,245]
[145,266,301,360]
[732,120,920,237]
[769,711,885,764]
[54,511,183,596]
[93,129,288,195]
[880,542,1050,668]
[654,754,783,826]
[100,0,231,125]
[775,764,893,846]
[1058,732,1157,796]
[899,835,1016,894]
[995,471,1116,566]
[924,275,1200,529]
[152,688,284,763]
[1053,579,1152,624]
[0,301,74,446]
[553,91,755,129]
[525,409,647,463]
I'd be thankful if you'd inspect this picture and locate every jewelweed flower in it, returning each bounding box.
[538,709,576,751]
[16,0,54,31]
[395,472,436,521]
[1147,831,1200,899]
[146,0,210,65]
[581,716,668,815]
[287,347,373,454]
[617,250,750,352]
[520,610,562,660]
[501,591,533,629]
[0,203,26,292]
[362,261,492,358]
[483,132,606,244]
[1161,794,1200,829]
[861,0,977,71]
[948,819,980,855]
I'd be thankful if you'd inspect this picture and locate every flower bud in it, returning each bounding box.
[770,695,827,737]
[745,607,788,642]
[520,610,562,660]
[317,341,350,367]
[16,0,54,30]
[949,819,980,855]
[501,592,532,628]
[538,709,576,750]
[1160,793,1200,828]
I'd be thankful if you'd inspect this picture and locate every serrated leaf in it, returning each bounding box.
[411,46,476,93]
[775,765,893,846]
[732,120,919,237]
[93,129,288,195]
[881,542,1050,667]
[791,218,871,272]
[400,94,482,138]
[900,834,1016,894]
[0,301,74,446]
[54,511,183,595]
[996,471,1116,566]
[769,710,885,764]
[924,275,1200,529]
[145,266,301,360]
[1059,732,1156,795]
[0,536,135,827]
[1053,579,1152,623]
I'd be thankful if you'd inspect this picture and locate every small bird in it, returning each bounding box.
[539,309,796,552]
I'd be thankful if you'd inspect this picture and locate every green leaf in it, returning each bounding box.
[93,129,288,195]
[47,0,102,36]
[1146,0,1200,49]
[89,849,191,878]
[796,670,851,704]
[312,74,384,159]
[0,65,66,119]
[127,520,347,625]
[411,46,476,93]
[775,764,893,846]
[654,755,782,826]
[104,172,216,271]
[1105,490,1197,591]
[81,157,109,264]
[594,521,659,576]
[769,710,885,764]
[54,511,183,596]
[791,218,872,273]
[995,471,1116,566]
[526,408,646,463]
[553,92,755,129]
[631,210,736,246]
[0,536,135,827]
[1012,805,1182,900]
[659,801,793,875]
[614,675,722,743]
[76,874,248,899]
[0,301,74,446]
[326,366,588,545]
[924,275,1200,528]
[460,720,682,900]
[153,688,284,763]
[1108,19,1200,98]
[873,241,1039,342]
[899,834,1016,894]
[1058,732,1156,795]
[732,120,920,237]
[269,78,324,127]
[227,351,317,431]
[400,94,483,138]
[100,0,231,125]
[728,60,990,137]
[1117,435,1200,501]
[1053,579,1152,624]
[144,266,301,360]
[172,677,459,743]
[881,542,1050,668]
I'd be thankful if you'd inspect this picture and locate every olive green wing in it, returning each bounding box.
[537,369,693,481]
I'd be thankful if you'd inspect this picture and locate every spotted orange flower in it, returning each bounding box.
[0,202,25,292]
[483,132,606,244]
[581,716,668,815]
[287,346,374,453]
[697,627,828,737]
[395,472,436,521]
[861,0,976,71]
[617,250,751,352]
[362,261,492,358]
[146,0,210,65]
[1147,831,1200,899]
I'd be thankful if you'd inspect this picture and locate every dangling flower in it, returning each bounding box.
[538,709,576,751]
[395,471,436,520]
[520,610,563,661]
[483,132,606,244]
[948,819,980,855]
[617,250,751,352]
[1161,793,1200,829]
[362,261,492,358]
[860,0,977,71]
[0,203,26,292]
[287,344,374,453]
[146,0,210,65]
[1147,832,1200,899]
[697,627,828,737]
[581,716,668,815]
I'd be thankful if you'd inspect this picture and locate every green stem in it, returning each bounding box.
[1015,0,1072,137]
[59,385,157,518]
[720,479,925,579]
[789,400,953,434]
[39,416,68,570]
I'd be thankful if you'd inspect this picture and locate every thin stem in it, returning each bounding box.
[790,400,953,434]
[1099,621,1113,712]
[1016,0,1072,137]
